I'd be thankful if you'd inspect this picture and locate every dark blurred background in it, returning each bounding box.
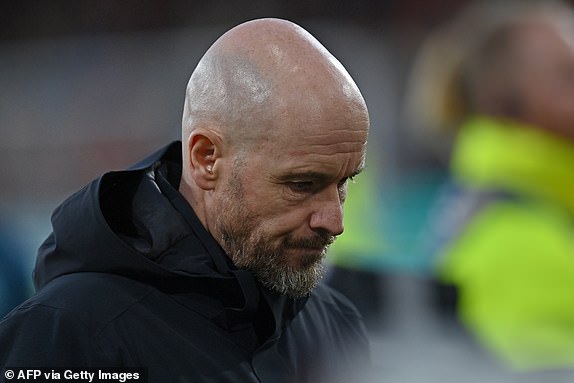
[6,1,573,382]
[1,0,461,39]
[0,0,466,267]
[0,0,465,200]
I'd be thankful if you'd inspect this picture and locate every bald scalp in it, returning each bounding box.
[181,18,366,152]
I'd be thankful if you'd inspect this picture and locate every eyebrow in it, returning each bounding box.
[275,171,330,183]
[275,165,365,183]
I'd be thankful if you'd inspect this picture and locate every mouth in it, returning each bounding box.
[288,246,325,254]
[284,246,326,268]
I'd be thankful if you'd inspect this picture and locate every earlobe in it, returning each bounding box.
[188,131,219,190]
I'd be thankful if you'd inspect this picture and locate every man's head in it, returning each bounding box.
[179,18,370,298]
[464,1,574,140]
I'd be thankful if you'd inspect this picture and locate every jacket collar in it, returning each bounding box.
[138,142,308,336]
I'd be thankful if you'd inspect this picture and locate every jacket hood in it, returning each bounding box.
[34,142,305,332]
[35,142,185,289]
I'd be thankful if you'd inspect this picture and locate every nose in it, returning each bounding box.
[309,186,345,236]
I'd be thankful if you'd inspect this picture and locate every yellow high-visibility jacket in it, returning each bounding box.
[436,116,574,370]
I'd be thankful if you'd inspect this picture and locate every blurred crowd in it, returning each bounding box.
[2,0,574,381]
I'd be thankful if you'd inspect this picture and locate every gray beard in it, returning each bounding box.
[214,172,332,298]
[228,232,329,298]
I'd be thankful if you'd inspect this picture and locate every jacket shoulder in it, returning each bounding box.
[296,282,368,346]
[27,272,154,327]
[0,273,153,366]
[276,283,370,382]
[309,282,364,318]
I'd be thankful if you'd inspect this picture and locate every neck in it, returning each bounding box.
[178,180,211,234]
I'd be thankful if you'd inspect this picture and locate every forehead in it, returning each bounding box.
[255,125,368,177]
[238,56,370,174]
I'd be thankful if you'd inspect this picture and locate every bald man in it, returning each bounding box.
[0,19,371,382]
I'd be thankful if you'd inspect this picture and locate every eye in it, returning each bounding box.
[287,181,315,193]
[337,176,356,202]
[337,176,355,190]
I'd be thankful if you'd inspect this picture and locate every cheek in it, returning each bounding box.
[242,183,304,223]
[247,200,312,238]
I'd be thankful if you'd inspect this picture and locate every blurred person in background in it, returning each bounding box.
[0,18,371,382]
[404,0,574,372]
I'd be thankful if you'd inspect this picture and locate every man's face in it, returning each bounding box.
[214,165,333,298]
[213,104,368,298]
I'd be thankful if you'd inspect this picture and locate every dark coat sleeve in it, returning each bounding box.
[0,303,108,367]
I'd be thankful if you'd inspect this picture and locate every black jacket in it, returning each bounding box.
[0,142,370,382]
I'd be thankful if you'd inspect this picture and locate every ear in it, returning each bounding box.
[186,130,221,190]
